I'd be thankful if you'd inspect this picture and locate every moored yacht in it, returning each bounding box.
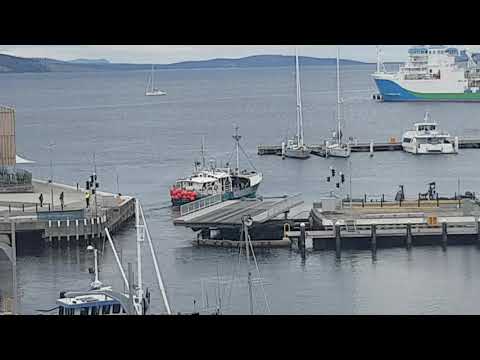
[282,47,310,159]
[401,112,458,154]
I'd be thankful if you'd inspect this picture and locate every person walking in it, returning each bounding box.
[60,191,64,210]
[85,191,90,208]
[39,193,44,208]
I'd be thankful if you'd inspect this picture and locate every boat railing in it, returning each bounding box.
[180,193,223,217]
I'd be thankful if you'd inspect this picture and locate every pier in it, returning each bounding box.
[257,137,480,156]
[0,178,135,252]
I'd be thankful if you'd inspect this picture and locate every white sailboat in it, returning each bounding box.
[145,65,166,96]
[283,47,310,159]
[326,47,351,158]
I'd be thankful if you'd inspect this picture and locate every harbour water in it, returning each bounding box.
[2,64,480,314]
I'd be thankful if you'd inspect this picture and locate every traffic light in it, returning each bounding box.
[341,173,345,183]
[327,176,330,182]
[86,181,90,190]
[336,182,340,188]
[331,168,335,177]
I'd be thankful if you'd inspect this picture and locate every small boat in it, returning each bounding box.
[401,112,458,154]
[55,200,172,315]
[283,47,310,159]
[325,47,351,158]
[145,65,166,96]
[170,127,263,207]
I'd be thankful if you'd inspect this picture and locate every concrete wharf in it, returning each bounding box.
[257,137,480,156]
[0,178,135,252]
[288,198,480,257]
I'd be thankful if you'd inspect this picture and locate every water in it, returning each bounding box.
[2,65,480,314]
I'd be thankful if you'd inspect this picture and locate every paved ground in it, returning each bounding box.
[0,179,111,216]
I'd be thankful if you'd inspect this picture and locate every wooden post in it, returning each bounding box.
[418,193,420,208]
[11,222,17,315]
[299,223,306,258]
[406,223,412,250]
[477,219,480,246]
[442,222,447,251]
[371,224,377,258]
[335,223,341,259]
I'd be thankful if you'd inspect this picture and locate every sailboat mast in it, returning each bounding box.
[295,47,304,147]
[151,65,155,90]
[336,47,342,145]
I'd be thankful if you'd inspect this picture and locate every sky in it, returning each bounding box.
[0,45,479,64]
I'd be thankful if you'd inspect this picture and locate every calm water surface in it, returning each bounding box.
[2,65,480,314]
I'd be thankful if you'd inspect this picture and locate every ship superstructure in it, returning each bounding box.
[372,45,480,102]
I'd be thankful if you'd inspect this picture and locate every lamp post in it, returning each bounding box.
[48,142,55,210]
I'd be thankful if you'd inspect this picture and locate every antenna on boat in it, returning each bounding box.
[233,124,242,175]
[201,136,206,169]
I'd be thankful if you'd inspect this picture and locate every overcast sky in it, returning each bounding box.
[1,45,479,64]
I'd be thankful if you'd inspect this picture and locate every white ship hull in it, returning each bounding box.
[402,141,456,154]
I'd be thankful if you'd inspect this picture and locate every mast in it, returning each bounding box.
[295,47,304,147]
[201,136,206,169]
[336,47,342,145]
[135,199,143,301]
[151,65,155,90]
[376,45,380,73]
[233,125,241,174]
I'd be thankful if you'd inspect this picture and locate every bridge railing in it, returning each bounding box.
[252,193,303,223]
[180,194,223,217]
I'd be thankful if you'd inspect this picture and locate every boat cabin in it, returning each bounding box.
[57,293,127,315]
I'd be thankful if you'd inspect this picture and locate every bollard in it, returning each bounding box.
[381,195,384,208]
[36,203,38,212]
[299,223,306,258]
[477,219,480,246]
[371,224,377,258]
[22,204,24,212]
[335,224,341,259]
[8,204,11,213]
[441,222,448,251]
[436,193,439,207]
[406,223,412,250]
[418,194,420,208]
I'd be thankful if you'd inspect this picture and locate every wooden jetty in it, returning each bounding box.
[257,137,480,156]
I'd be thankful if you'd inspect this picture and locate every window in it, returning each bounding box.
[403,138,412,143]
[112,304,121,314]
[102,305,111,315]
[58,306,64,315]
[80,307,89,315]
[91,306,99,315]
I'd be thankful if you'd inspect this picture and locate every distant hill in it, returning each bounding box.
[68,58,111,64]
[0,53,373,74]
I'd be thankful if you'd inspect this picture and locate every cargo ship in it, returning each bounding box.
[170,127,262,207]
[372,45,480,102]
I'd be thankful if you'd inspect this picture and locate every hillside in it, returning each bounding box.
[0,53,373,74]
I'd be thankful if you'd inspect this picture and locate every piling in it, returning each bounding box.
[441,222,448,251]
[299,223,306,258]
[406,223,412,250]
[335,223,341,259]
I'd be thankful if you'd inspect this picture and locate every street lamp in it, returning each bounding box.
[87,245,102,290]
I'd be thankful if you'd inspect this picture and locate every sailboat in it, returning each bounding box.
[282,47,310,159]
[54,200,172,315]
[325,47,351,158]
[145,65,166,96]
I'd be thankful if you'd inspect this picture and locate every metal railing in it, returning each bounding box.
[180,194,223,217]
[252,193,303,223]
